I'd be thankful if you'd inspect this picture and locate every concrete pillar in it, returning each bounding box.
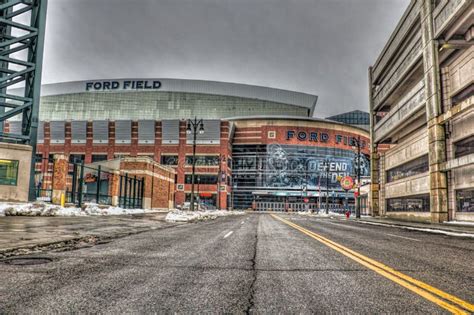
[51,154,68,205]
[421,0,448,223]
[109,171,121,206]
[368,66,380,217]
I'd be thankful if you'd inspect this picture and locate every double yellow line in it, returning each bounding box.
[271,214,474,315]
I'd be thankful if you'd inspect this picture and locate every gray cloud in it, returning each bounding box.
[42,0,409,117]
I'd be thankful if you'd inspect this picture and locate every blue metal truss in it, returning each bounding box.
[0,0,47,144]
[0,0,47,201]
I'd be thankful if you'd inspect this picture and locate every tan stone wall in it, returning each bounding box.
[383,211,431,223]
[451,109,474,143]
[447,45,473,96]
[384,173,430,199]
[384,128,429,170]
[453,164,474,191]
[0,143,32,202]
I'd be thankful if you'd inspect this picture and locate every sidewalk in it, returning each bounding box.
[0,212,176,257]
[354,216,474,237]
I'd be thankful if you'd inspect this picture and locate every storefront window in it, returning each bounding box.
[185,193,217,207]
[457,189,474,212]
[0,159,19,186]
[386,195,430,212]
[386,155,428,182]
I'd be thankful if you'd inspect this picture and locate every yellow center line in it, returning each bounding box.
[271,214,473,315]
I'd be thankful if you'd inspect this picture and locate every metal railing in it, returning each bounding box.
[34,158,144,208]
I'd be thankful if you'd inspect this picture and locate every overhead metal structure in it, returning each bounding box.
[0,0,47,200]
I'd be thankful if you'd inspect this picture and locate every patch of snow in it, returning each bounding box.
[443,221,474,227]
[296,210,345,217]
[0,202,159,217]
[165,210,245,222]
[358,220,474,238]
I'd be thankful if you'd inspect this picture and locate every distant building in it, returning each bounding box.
[326,110,369,131]
[369,0,473,223]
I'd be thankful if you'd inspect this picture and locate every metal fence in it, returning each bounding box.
[34,158,144,208]
[118,173,145,209]
[34,157,54,202]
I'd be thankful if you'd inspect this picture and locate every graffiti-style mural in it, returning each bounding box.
[233,144,369,190]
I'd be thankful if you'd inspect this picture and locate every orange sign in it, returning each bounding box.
[340,176,354,190]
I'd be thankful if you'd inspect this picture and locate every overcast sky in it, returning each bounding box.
[42,0,409,118]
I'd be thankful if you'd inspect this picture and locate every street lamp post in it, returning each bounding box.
[186,117,204,211]
[217,155,226,210]
[352,136,362,219]
[323,159,330,215]
[197,176,201,209]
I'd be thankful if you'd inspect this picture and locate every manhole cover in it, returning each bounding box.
[2,257,53,266]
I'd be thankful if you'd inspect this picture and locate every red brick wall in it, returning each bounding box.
[235,125,370,155]
[5,119,368,209]
[120,158,175,209]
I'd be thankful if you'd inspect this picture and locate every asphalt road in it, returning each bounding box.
[0,213,473,314]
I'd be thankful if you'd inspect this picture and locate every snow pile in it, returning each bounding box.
[165,210,245,222]
[296,210,345,217]
[0,202,156,217]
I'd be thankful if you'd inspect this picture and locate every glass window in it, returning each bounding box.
[454,136,474,159]
[0,159,19,186]
[457,189,474,212]
[185,155,219,166]
[386,155,429,182]
[185,193,217,207]
[92,154,108,162]
[161,155,179,165]
[69,154,85,163]
[231,144,371,209]
[387,195,430,212]
[185,174,218,184]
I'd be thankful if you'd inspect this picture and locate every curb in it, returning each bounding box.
[355,219,474,238]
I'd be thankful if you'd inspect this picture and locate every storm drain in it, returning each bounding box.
[1,257,53,266]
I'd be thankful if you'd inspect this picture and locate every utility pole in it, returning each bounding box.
[186,118,204,211]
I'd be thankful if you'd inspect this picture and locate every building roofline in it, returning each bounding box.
[10,78,318,112]
[224,115,370,134]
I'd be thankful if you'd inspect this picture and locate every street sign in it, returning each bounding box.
[354,191,359,198]
[340,176,354,190]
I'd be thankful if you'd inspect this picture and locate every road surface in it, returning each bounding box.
[1,213,473,314]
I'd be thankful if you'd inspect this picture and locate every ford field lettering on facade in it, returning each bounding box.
[287,130,366,148]
[85,80,162,91]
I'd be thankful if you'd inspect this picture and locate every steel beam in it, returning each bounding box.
[0,0,48,201]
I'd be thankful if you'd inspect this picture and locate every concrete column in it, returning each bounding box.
[109,171,121,206]
[51,154,68,204]
[421,0,448,223]
[368,66,380,217]
[379,153,386,215]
